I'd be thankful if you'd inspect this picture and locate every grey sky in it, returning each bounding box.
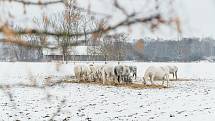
[179,0,215,38]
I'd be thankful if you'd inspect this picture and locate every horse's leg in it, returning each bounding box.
[162,76,165,86]
[102,72,106,85]
[150,75,154,85]
[175,71,178,80]
[104,73,108,84]
[167,74,169,87]
[122,75,124,83]
[127,75,129,83]
[98,73,101,82]
[111,73,116,84]
[96,73,100,82]
[119,75,121,84]
[108,73,111,84]
[86,72,89,82]
[117,75,120,83]
[93,73,96,82]
[113,73,117,84]
[82,73,85,82]
[80,73,83,82]
[77,73,81,83]
[126,75,128,83]
[84,73,88,82]
[108,72,112,84]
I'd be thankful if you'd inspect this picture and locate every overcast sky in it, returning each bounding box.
[180,0,215,38]
[1,0,215,40]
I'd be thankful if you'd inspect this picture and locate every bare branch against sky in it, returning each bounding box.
[1,0,64,6]
[0,0,181,46]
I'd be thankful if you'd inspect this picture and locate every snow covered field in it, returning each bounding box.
[0,62,215,121]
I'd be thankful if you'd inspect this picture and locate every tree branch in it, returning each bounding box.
[0,14,161,38]
[1,0,64,6]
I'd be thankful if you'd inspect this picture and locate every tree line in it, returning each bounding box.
[141,37,215,62]
[1,35,215,62]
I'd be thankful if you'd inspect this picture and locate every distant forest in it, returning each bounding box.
[130,37,215,62]
[1,37,215,62]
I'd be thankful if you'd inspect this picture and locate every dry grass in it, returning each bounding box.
[61,77,197,90]
[63,79,167,89]
[169,78,196,81]
[114,83,167,89]
[60,76,198,90]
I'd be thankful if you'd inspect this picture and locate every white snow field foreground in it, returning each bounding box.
[0,62,215,121]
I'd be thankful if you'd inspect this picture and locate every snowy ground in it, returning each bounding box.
[0,62,215,121]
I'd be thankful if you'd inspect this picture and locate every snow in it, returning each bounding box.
[0,62,215,120]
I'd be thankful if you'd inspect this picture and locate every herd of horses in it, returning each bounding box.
[74,63,178,87]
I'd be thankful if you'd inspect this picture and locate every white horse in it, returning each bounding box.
[114,65,133,83]
[167,65,178,80]
[89,64,98,81]
[114,65,124,83]
[97,65,105,81]
[89,64,104,82]
[74,64,82,82]
[143,66,170,87]
[121,65,132,83]
[102,64,116,84]
[129,65,137,80]
[74,64,91,82]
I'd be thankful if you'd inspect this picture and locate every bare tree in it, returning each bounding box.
[99,33,128,61]
[48,0,82,62]
[114,33,128,61]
